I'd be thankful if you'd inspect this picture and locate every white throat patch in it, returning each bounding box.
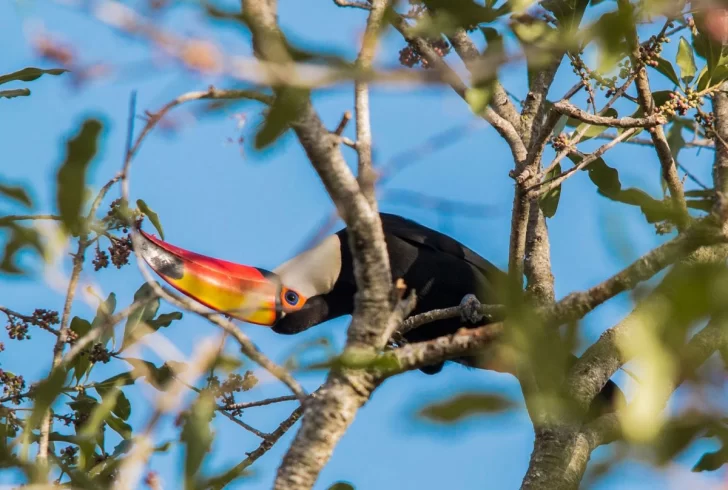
[273,234,342,299]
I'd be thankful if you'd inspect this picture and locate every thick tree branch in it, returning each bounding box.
[544,220,723,326]
[530,313,728,490]
[712,81,728,220]
[241,2,405,489]
[383,322,504,377]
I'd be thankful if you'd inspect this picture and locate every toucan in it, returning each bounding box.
[136,213,623,416]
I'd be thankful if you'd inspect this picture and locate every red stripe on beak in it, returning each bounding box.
[137,230,279,325]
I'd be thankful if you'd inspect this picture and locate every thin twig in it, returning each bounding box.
[0,306,60,336]
[529,129,639,197]
[222,395,298,411]
[0,215,61,223]
[333,111,352,136]
[206,406,304,490]
[553,100,667,128]
[398,304,506,336]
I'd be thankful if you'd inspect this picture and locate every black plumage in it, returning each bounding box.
[272,213,623,416]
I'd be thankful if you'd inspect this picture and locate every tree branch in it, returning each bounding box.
[241,2,403,488]
[553,100,667,128]
[354,0,385,207]
[712,81,728,220]
[446,29,522,131]
[389,15,527,162]
[619,0,689,230]
[206,406,304,490]
[543,220,723,327]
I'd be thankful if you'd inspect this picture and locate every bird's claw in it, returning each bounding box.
[459,294,483,324]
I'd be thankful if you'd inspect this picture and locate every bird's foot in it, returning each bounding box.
[459,294,484,324]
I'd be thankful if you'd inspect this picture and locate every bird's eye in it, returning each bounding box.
[284,290,299,306]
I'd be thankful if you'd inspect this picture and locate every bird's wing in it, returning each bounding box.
[378,213,509,287]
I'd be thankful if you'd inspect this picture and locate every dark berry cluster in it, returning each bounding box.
[5,308,60,341]
[73,410,90,431]
[0,370,26,404]
[109,236,133,269]
[33,309,60,327]
[88,342,111,364]
[398,38,450,69]
[696,110,715,131]
[93,246,109,271]
[639,34,668,67]
[56,413,76,427]
[5,318,29,341]
[60,446,79,467]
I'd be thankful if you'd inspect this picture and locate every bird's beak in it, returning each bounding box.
[136,230,280,326]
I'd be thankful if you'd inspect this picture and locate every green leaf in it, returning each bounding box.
[255,87,309,149]
[419,393,514,423]
[328,483,355,490]
[91,292,117,349]
[0,67,68,86]
[121,283,160,350]
[56,119,103,236]
[95,385,131,421]
[666,123,686,161]
[0,222,43,275]
[676,37,697,85]
[651,57,681,87]
[112,439,133,458]
[94,371,136,390]
[124,358,174,390]
[0,89,31,99]
[181,390,215,485]
[0,183,32,207]
[541,0,588,30]
[693,449,728,472]
[106,413,132,439]
[569,154,674,223]
[414,0,508,35]
[69,317,92,383]
[78,385,121,462]
[136,199,164,240]
[652,90,673,109]
[539,163,562,219]
[465,84,494,115]
[68,393,99,414]
[147,311,183,329]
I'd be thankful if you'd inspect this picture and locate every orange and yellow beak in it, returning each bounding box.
[137,230,281,326]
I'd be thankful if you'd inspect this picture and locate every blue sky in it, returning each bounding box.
[2,0,727,489]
